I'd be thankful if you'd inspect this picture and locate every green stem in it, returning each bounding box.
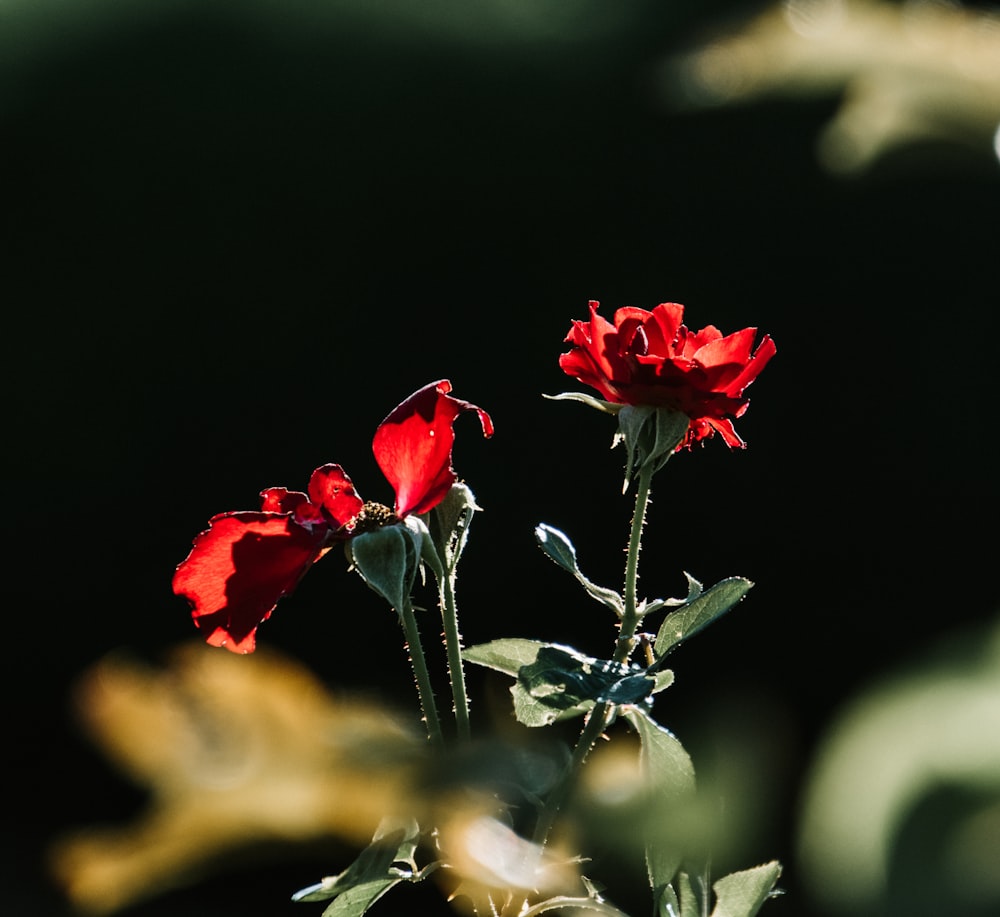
[398,597,444,748]
[533,468,655,846]
[616,464,654,663]
[439,567,471,741]
[531,700,612,847]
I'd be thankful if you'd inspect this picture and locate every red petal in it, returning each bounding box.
[720,334,777,397]
[172,512,328,654]
[645,303,686,354]
[560,302,636,401]
[558,349,623,402]
[708,417,745,448]
[693,326,756,371]
[373,380,493,518]
[260,487,311,513]
[307,464,364,529]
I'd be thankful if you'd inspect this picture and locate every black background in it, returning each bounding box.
[5,2,999,915]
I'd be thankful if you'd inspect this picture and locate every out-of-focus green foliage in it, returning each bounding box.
[798,611,1000,917]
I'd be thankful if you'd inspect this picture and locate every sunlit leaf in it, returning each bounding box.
[513,645,655,727]
[291,818,426,917]
[624,709,696,903]
[652,670,674,694]
[653,577,752,660]
[463,638,550,677]
[534,524,624,616]
[643,572,704,617]
[710,861,782,917]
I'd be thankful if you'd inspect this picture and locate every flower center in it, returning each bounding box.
[352,501,400,534]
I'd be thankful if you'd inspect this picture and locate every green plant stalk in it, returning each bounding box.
[616,464,654,662]
[398,597,445,748]
[532,466,655,847]
[439,567,471,741]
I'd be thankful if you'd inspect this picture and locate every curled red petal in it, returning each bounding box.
[720,333,777,397]
[558,302,633,403]
[172,512,329,654]
[260,487,311,514]
[307,464,364,529]
[373,380,493,519]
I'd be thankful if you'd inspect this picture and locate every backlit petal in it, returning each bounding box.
[373,380,493,519]
[307,464,364,529]
[560,300,775,450]
[172,512,328,654]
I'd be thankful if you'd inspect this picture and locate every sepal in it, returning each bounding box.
[428,481,480,574]
[614,406,690,490]
[348,522,423,611]
[543,391,622,414]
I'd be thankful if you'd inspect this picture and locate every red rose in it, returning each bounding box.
[172,381,493,653]
[559,301,775,448]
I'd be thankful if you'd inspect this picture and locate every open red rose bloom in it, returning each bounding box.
[560,300,776,449]
[173,381,493,653]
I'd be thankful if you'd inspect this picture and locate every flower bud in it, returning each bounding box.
[348,523,423,610]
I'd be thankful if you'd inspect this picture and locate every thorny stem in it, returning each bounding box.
[616,464,654,662]
[439,566,472,741]
[532,465,655,848]
[398,596,445,748]
[530,699,613,848]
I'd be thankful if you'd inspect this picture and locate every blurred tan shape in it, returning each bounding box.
[48,643,421,914]
[437,794,583,917]
[665,0,1000,172]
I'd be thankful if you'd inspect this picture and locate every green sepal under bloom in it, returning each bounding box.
[614,405,690,490]
[348,519,425,611]
[428,481,480,574]
[544,393,690,489]
[543,391,621,414]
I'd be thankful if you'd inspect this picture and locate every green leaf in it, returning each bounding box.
[676,871,700,917]
[534,524,624,616]
[512,676,596,727]
[624,709,696,902]
[643,573,704,617]
[653,871,699,917]
[463,638,550,677]
[653,577,753,661]
[513,645,656,727]
[710,862,783,917]
[465,641,657,728]
[291,819,428,917]
[651,669,675,694]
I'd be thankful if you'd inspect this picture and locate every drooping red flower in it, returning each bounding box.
[172,380,493,653]
[559,301,775,448]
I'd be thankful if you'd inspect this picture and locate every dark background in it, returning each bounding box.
[5,1,999,915]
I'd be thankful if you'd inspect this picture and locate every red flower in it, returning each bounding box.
[559,301,775,448]
[172,381,493,653]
